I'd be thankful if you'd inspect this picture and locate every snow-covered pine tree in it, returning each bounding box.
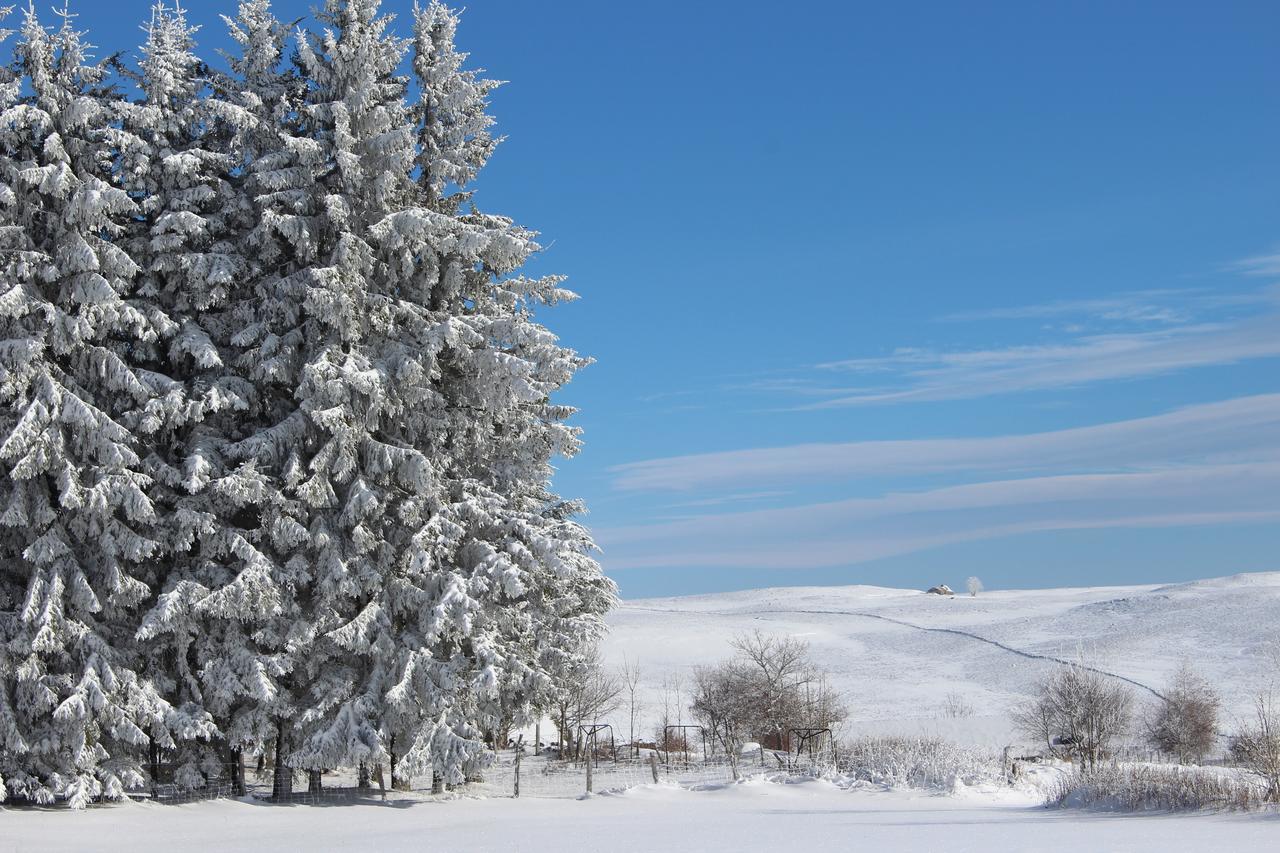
[116,2,275,793]
[0,0,614,804]
[0,5,208,806]
[374,0,617,782]
[0,6,22,807]
[247,0,424,786]
[135,0,349,799]
[219,0,615,786]
[182,0,306,789]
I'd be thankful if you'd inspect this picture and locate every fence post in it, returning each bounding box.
[514,735,523,799]
[232,749,246,797]
[585,742,593,794]
[148,736,160,797]
[649,751,659,784]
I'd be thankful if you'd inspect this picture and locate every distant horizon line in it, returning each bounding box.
[616,568,1280,602]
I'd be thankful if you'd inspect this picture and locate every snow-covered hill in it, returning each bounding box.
[601,572,1280,747]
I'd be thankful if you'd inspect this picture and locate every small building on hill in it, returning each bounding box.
[925,584,954,596]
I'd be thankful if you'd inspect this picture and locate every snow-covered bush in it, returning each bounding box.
[1047,765,1267,811]
[838,736,1000,791]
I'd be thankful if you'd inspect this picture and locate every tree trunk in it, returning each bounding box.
[431,771,444,794]
[357,761,370,791]
[307,769,322,794]
[148,736,161,794]
[231,748,246,797]
[389,738,410,790]
[271,724,292,800]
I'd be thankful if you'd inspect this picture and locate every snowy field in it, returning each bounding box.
[5,572,1278,851]
[4,777,1277,853]
[603,571,1280,745]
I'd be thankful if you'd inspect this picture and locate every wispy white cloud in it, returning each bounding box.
[803,313,1280,407]
[937,286,1279,325]
[666,490,792,509]
[610,393,1280,491]
[713,279,1280,409]
[937,290,1194,324]
[598,462,1280,570]
[1234,253,1280,277]
[599,259,1280,575]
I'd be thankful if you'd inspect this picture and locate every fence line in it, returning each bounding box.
[98,747,834,807]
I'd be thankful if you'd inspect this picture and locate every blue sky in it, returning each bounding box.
[65,0,1280,598]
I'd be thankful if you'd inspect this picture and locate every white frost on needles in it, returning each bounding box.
[0,0,614,806]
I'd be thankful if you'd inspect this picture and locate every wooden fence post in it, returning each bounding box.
[585,738,593,794]
[514,735,523,799]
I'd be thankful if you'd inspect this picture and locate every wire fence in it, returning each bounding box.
[26,746,837,809]
[474,747,839,799]
[123,762,245,806]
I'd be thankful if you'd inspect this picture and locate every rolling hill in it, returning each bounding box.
[601,572,1280,747]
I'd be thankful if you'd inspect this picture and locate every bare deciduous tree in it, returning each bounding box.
[1231,690,1280,803]
[730,631,846,747]
[621,656,644,756]
[691,661,756,780]
[1014,664,1134,771]
[691,631,848,775]
[553,648,621,759]
[1145,662,1219,764]
[941,691,976,719]
[655,672,676,750]
[966,576,983,597]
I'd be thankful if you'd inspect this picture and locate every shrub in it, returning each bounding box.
[838,736,999,791]
[1231,690,1280,803]
[1047,764,1267,811]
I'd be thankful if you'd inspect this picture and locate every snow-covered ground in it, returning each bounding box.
[7,572,1277,851]
[4,778,1276,853]
[602,571,1280,747]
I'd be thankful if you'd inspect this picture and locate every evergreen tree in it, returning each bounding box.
[119,2,269,791]
[236,0,615,783]
[0,5,207,806]
[0,0,613,804]
[373,0,616,782]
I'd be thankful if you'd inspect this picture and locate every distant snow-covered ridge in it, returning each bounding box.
[601,572,1280,744]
